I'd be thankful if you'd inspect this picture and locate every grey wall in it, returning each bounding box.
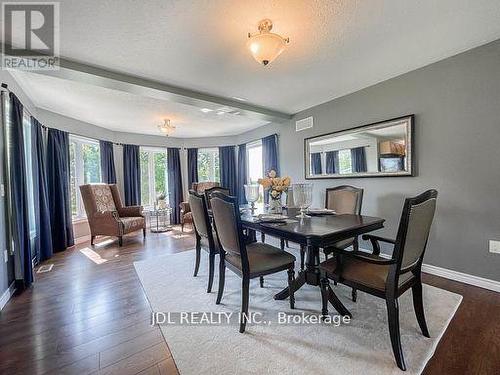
[238,39,500,282]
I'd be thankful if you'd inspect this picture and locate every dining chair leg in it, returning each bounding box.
[280,238,285,250]
[207,252,215,293]
[261,233,265,243]
[240,276,250,333]
[193,245,201,277]
[287,268,295,309]
[259,276,264,288]
[118,236,123,247]
[412,281,430,337]
[320,276,329,317]
[351,288,357,302]
[386,297,406,371]
[90,235,95,246]
[143,228,146,238]
[285,240,290,248]
[216,258,226,304]
[299,245,305,271]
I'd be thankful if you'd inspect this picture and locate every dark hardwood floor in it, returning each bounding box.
[0,227,498,374]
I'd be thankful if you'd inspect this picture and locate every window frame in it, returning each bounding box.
[140,147,168,209]
[197,147,220,183]
[246,140,263,183]
[69,134,101,220]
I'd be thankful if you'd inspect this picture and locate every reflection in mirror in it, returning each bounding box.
[305,115,414,179]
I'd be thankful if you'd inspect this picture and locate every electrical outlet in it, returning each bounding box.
[489,240,500,254]
[3,250,7,263]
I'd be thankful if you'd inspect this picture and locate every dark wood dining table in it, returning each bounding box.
[240,206,385,316]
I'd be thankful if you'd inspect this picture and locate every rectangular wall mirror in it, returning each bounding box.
[304,115,414,179]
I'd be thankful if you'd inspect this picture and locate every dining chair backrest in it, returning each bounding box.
[210,192,247,263]
[205,187,230,209]
[188,190,211,239]
[325,185,363,215]
[393,190,438,272]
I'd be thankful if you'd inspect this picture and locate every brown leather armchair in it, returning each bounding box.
[80,184,146,246]
[180,181,220,232]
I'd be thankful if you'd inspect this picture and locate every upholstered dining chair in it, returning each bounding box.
[320,185,364,300]
[210,192,296,333]
[188,190,220,293]
[319,190,438,371]
[180,181,220,232]
[204,186,230,209]
[80,184,146,247]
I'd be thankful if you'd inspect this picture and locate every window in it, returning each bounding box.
[247,140,263,183]
[22,113,36,238]
[338,149,352,174]
[140,148,168,208]
[198,148,219,182]
[69,135,101,219]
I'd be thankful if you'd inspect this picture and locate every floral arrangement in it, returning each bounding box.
[258,169,291,200]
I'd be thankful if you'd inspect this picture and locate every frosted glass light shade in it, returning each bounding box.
[247,33,287,66]
[247,19,289,66]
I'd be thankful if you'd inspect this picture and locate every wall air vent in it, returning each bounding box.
[295,116,313,132]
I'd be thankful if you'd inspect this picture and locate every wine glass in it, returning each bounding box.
[244,184,260,213]
[292,183,313,218]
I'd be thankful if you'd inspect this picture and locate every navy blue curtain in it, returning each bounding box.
[237,144,247,204]
[31,117,53,262]
[187,148,198,189]
[262,134,279,176]
[99,140,116,184]
[262,134,279,204]
[167,148,183,224]
[219,146,237,196]
[8,94,33,287]
[123,144,140,205]
[46,128,74,252]
[311,152,322,175]
[325,151,339,174]
[351,147,367,172]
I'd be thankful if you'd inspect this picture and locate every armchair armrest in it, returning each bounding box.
[180,201,190,214]
[341,250,396,265]
[361,234,396,255]
[118,206,143,217]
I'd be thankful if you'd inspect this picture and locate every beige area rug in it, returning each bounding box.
[134,247,462,375]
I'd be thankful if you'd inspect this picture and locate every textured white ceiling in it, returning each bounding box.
[11,71,269,137]
[52,0,500,114]
[8,0,500,138]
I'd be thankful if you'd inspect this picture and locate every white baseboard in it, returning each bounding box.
[421,263,500,293]
[0,282,16,311]
[358,247,500,293]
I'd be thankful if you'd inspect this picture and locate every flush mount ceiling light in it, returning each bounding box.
[158,118,176,137]
[247,19,289,66]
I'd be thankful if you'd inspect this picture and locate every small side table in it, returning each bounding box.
[146,207,173,233]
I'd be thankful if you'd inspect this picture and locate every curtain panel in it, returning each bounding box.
[31,117,53,262]
[46,127,74,252]
[351,147,367,172]
[325,151,339,174]
[262,134,279,204]
[99,140,117,184]
[311,152,322,175]
[8,93,33,287]
[123,144,141,205]
[237,143,247,205]
[187,148,198,189]
[167,148,183,224]
[219,146,237,196]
